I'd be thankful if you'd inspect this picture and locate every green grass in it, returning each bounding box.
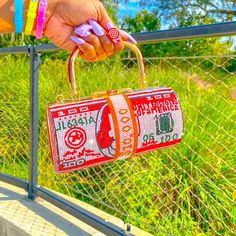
[0,55,236,236]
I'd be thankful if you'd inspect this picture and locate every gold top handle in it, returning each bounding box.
[68,41,147,96]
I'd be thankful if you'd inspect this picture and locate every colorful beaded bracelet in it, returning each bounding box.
[14,0,24,33]
[24,0,39,35]
[35,0,47,39]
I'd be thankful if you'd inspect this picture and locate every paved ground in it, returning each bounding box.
[0,181,153,236]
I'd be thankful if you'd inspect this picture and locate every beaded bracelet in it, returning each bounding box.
[35,0,47,39]
[24,0,39,35]
[14,0,24,33]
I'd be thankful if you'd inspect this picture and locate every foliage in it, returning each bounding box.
[122,10,160,33]
[102,0,119,23]
[138,0,236,25]
[121,10,233,58]
[0,33,51,47]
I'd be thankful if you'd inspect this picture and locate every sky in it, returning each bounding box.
[116,1,169,29]
[117,1,155,20]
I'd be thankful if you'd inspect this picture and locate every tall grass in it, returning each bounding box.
[0,55,235,235]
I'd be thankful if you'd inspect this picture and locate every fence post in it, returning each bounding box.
[28,45,40,200]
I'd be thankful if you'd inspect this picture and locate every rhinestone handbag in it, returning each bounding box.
[47,42,184,173]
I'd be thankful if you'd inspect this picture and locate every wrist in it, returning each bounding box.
[43,0,57,34]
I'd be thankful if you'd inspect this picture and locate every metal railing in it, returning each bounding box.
[0,21,236,235]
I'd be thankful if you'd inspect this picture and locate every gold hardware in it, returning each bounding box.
[91,88,133,99]
[69,41,147,98]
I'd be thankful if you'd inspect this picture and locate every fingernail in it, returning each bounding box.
[88,19,105,36]
[107,22,115,30]
[121,30,137,44]
[75,23,92,37]
[70,36,85,45]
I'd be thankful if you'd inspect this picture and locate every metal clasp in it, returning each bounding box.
[91,88,133,99]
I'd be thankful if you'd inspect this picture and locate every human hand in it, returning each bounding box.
[44,0,137,62]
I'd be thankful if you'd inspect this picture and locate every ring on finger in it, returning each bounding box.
[107,27,121,44]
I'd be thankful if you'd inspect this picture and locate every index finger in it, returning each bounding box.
[120,30,137,44]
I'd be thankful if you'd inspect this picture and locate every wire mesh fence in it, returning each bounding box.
[0,56,30,180]
[0,51,236,235]
[39,54,236,235]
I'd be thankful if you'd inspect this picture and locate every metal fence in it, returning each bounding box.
[0,22,236,236]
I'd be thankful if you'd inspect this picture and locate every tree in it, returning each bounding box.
[102,0,119,23]
[121,9,233,58]
[122,10,161,32]
[139,0,236,27]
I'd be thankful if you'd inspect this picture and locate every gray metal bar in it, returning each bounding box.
[34,186,134,236]
[0,21,236,54]
[0,45,30,55]
[0,173,28,191]
[28,45,40,200]
[133,21,236,44]
[35,43,59,52]
[34,21,236,51]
